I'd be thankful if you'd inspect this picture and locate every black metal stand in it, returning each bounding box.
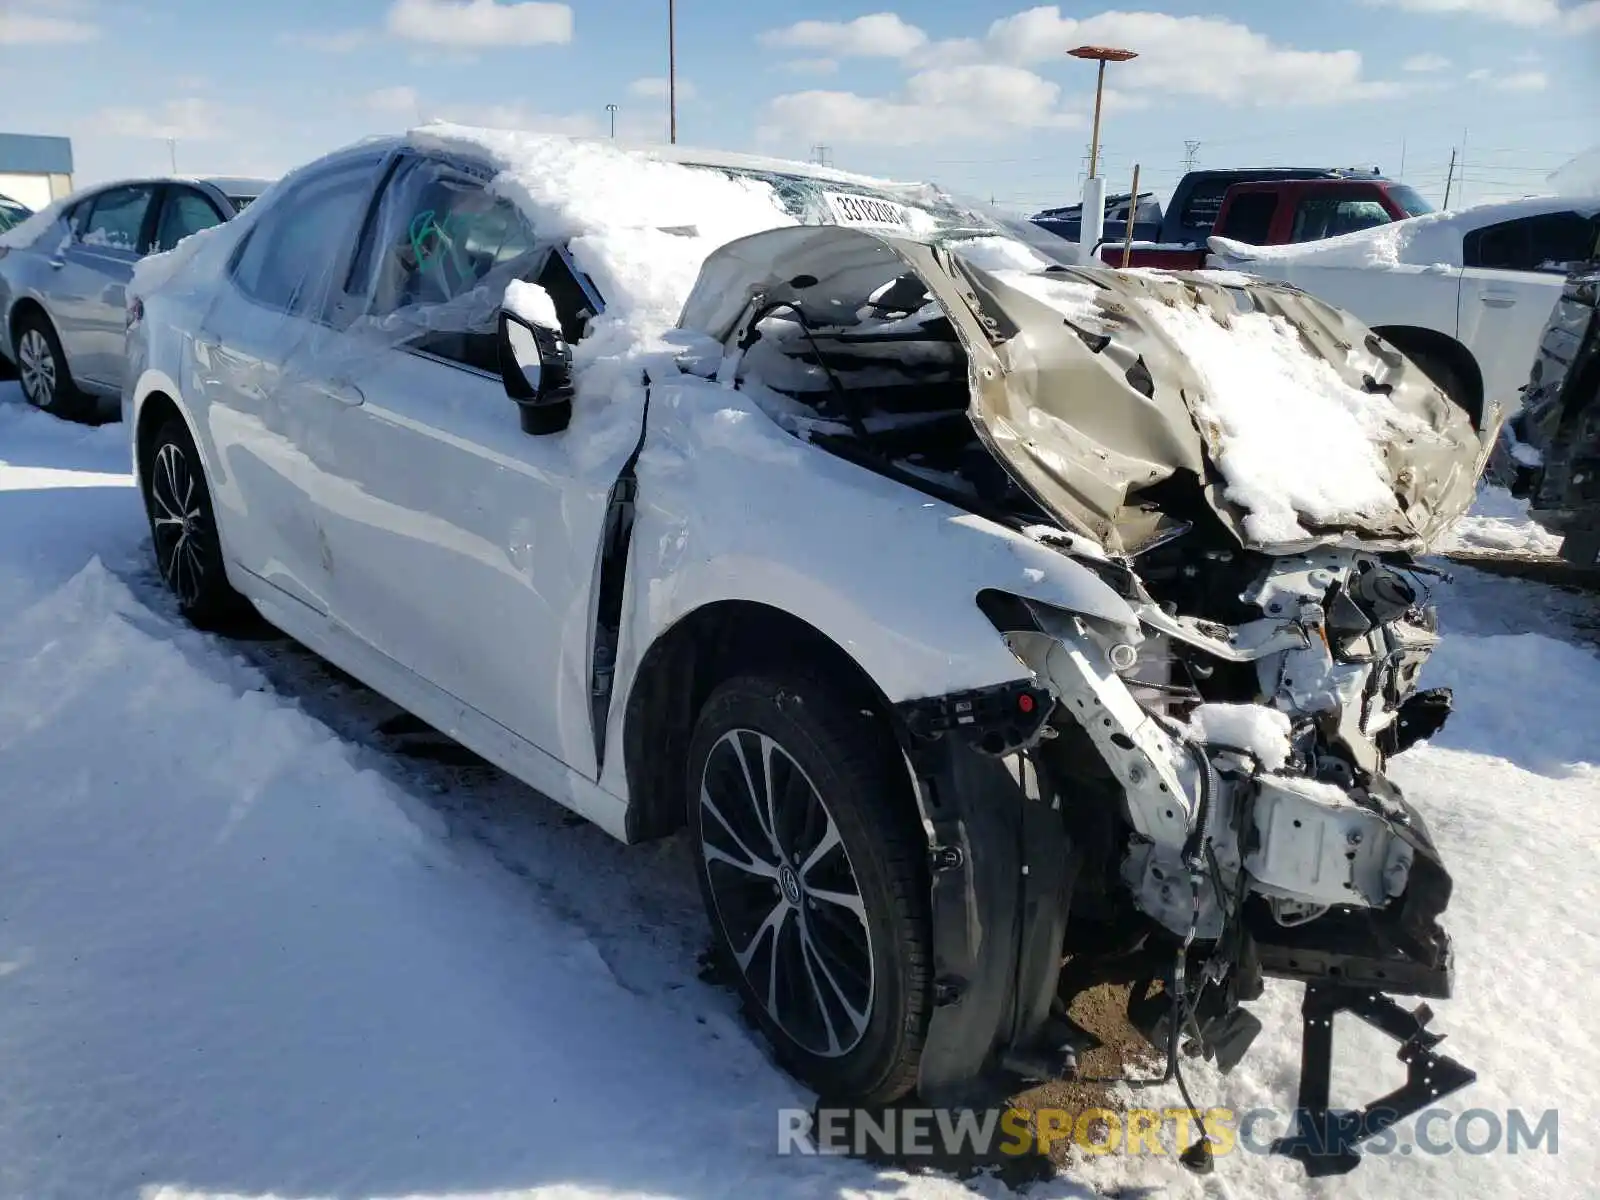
[1272,984,1477,1176]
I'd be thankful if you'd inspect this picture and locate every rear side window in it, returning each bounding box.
[80,185,156,252]
[154,188,224,253]
[230,158,379,315]
[1179,181,1229,233]
[1217,192,1278,243]
[1464,212,1597,274]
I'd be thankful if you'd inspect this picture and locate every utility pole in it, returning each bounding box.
[606,103,618,139]
[1182,139,1201,174]
[667,0,677,144]
[1443,147,1457,209]
[1458,126,1469,208]
[1398,136,1407,181]
[167,138,177,173]
[1120,163,1141,268]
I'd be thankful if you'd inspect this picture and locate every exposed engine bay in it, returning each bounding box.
[678,225,1482,1173]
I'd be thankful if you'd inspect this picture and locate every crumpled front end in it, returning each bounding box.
[676,224,1478,1170]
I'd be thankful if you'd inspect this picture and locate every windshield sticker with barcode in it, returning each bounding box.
[823,192,912,232]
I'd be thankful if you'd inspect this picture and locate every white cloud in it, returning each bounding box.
[0,3,98,44]
[763,63,1081,147]
[980,9,1404,104]
[283,28,373,53]
[1361,0,1590,24]
[1469,66,1551,88]
[1402,52,1452,70]
[759,13,927,58]
[1567,0,1600,28]
[783,57,839,75]
[364,86,422,115]
[386,0,572,47]
[628,76,697,101]
[93,98,227,142]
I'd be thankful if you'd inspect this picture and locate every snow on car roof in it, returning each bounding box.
[1209,192,1600,270]
[410,123,811,343]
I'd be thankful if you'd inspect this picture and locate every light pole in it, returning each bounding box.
[606,103,618,139]
[667,0,677,143]
[1067,44,1137,263]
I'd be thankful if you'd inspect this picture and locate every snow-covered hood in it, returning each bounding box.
[951,258,1484,554]
[682,227,1483,556]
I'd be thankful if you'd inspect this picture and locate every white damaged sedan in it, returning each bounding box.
[124,125,1485,1174]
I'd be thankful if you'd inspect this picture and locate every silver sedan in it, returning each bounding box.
[0,175,269,421]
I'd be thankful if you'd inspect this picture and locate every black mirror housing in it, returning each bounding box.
[498,310,575,435]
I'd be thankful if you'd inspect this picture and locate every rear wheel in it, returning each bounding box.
[141,416,245,629]
[688,672,931,1104]
[13,312,94,422]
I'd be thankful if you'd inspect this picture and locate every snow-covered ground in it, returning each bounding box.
[0,378,1596,1199]
[1436,484,1568,557]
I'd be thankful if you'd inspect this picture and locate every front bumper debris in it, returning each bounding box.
[1275,985,1477,1176]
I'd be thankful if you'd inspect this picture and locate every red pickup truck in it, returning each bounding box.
[1099,177,1435,269]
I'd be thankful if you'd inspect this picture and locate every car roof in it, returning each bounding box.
[54,175,273,204]
[386,127,917,191]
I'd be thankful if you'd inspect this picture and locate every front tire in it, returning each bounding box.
[688,672,931,1104]
[13,312,94,422]
[141,416,244,629]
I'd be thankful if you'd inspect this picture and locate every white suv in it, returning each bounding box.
[123,127,1481,1155]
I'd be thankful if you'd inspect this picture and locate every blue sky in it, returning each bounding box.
[2,0,1596,213]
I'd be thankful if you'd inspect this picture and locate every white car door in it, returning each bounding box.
[291,153,622,777]
[193,152,387,615]
[1247,261,1464,343]
[1456,208,1597,420]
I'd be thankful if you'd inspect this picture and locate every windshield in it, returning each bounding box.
[1388,184,1436,218]
[688,162,1083,271]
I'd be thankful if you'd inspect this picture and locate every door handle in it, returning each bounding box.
[48,257,65,270]
[1480,294,1516,309]
[319,379,365,407]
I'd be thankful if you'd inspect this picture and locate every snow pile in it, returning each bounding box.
[987,268,1106,327]
[950,235,1055,274]
[1186,702,1292,771]
[1437,484,1565,556]
[503,278,561,330]
[1133,295,1434,545]
[414,124,798,388]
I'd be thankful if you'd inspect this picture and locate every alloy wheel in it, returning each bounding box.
[698,728,875,1058]
[148,442,207,608]
[17,328,56,408]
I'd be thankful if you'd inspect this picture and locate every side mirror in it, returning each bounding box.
[498,310,574,435]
